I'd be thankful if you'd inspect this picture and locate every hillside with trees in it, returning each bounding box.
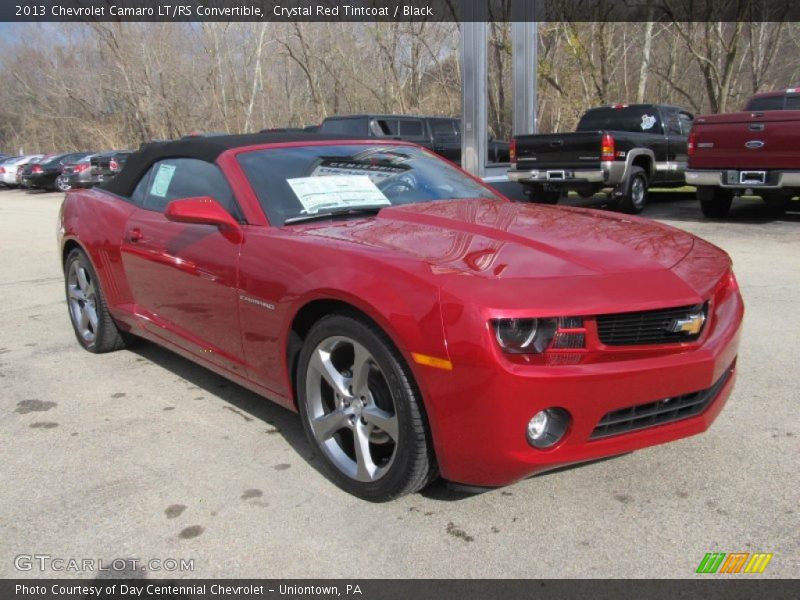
[1,18,798,153]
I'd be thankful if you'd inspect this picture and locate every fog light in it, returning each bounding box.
[527,408,570,448]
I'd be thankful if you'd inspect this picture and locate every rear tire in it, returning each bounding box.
[296,313,437,501]
[617,166,649,214]
[523,184,563,205]
[64,248,126,353]
[55,175,71,193]
[762,191,793,214]
[698,186,733,218]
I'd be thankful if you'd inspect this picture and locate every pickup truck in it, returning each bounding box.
[508,104,694,213]
[685,88,800,217]
[318,114,510,163]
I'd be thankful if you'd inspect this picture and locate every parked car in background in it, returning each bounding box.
[686,88,800,217]
[0,155,44,187]
[88,150,132,186]
[58,154,97,192]
[318,114,510,164]
[21,152,93,191]
[508,104,694,213]
[0,153,10,161]
[59,133,742,500]
[0,156,21,186]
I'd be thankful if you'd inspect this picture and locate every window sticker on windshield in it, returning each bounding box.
[640,114,657,130]
[150,163,176,198]
[287,175,390,214]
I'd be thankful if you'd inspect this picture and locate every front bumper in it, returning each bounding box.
[686,169,800,190]
[417,283,744,487]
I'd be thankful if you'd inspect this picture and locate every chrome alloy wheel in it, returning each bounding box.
[631,176,646,209]
[55,174,71,192]
[67,260,99,344]
[304,335,399,482]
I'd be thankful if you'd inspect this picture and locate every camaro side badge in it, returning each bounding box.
[240,294,276,311]
[666,312,706,335]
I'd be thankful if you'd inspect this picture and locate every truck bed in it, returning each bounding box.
[690,110,800,170]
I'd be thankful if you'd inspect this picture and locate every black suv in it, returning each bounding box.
[318,115,510,164]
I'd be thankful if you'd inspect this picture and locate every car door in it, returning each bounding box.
[120,158,247,376]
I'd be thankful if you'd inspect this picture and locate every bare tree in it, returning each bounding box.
[2,21,800,153]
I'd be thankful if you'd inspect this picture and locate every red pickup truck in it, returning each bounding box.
[685,88,800,217]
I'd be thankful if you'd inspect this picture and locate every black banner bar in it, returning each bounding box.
[3,0,800,23]
[2,579,800,600]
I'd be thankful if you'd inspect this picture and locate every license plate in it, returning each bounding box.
[739,171,766,185]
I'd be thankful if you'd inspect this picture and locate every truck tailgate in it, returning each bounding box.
[691,111,800,169]
[515,132,603,169]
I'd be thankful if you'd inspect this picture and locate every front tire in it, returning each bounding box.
[297,313,437,501]
[698,186,733,218]
[617,166,649,214]
[64,248,126,353]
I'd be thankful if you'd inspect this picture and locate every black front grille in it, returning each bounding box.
[596,304,706,346]
[590,365,733,440]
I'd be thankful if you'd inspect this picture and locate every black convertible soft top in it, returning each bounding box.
[100,132,356,197]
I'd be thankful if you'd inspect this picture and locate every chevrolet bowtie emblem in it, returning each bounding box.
[666,312,706,335]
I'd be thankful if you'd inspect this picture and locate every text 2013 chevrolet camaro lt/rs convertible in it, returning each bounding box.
[58,133,744,501]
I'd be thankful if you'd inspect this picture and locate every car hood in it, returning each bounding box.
[289,199,729,315]
[289,198,733,316]
[293,199,695,278]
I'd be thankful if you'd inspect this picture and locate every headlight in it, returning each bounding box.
[493,317,558,354]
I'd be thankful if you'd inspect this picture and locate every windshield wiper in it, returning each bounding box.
[283,205,386,225]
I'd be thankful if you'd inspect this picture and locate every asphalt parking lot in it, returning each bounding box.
[0,187,797,579]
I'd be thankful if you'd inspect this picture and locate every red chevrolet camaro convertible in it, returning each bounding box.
[58,133,743,501]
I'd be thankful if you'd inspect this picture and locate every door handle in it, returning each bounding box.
[125,228,143,243]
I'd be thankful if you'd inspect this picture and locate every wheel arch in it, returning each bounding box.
[61,238,86,270]
[629,151,655,178]
[286,297,410,409]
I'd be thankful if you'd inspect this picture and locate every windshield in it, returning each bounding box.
[238,144,500,225]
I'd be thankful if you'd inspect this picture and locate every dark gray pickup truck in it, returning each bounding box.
[508,104,694,213]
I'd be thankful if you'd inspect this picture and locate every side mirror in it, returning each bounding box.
[164,196,242,241]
